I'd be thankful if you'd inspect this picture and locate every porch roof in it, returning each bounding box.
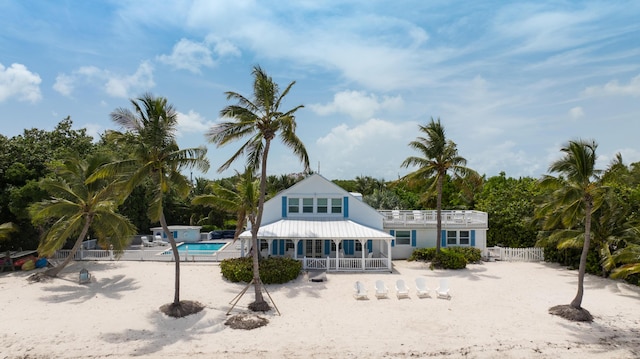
[238,219,394,240]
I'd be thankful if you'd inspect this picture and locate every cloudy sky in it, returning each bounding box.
[1,1,639,181]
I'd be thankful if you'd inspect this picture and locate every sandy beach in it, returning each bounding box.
[1,259,639,358]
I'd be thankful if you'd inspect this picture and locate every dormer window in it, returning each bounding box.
[331,198,342,214]
[303,198,314,213]
[288,198,299,213]
[317,198,328,213]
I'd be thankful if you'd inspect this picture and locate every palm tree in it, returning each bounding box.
[0,222,18,241]
[29,153,136,277]
[400,118,473,254]
[539,139,603,321]
[100,93,209,317]
[207,65,309,312]
[192,170,260,249]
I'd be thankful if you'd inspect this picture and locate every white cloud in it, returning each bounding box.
[105,61,155,98]
[569,106,584,120]
[309,91,403,120]
[157,38,214,73]
[584,74,640,97]
[316,118,416,179]
[54,62,155,98]
[176,110,215,135]
[0,63,42,103]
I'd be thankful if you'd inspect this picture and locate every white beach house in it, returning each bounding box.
[150,225,202,242]
[239,174,488,272]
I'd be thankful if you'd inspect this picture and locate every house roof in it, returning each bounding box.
[238,219,394,240]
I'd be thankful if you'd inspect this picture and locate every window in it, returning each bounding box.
[396,230,411,245]
[286,240,295,250]
[447,231,457,245]
[317,198,328,213]
[260,240,268,250]
[459,231,470,245]
[303,198,314,213]
[355,241,362,251]
[288,198,299,213]
[331,198,342,214]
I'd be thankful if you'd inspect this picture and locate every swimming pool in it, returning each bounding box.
[163,242,226,255]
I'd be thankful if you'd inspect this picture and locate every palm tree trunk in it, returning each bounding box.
[435,174,444,254]
[46,214,94,277]
[247,139,271,311]
[570,199,592,308]
[160,212,180,305]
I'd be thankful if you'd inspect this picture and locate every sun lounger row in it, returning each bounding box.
[353,278,451,300]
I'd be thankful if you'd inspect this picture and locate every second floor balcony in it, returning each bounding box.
[378,210,488,228]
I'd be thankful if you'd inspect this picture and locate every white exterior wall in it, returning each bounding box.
[150,226,201,243]
[261,174,384,229]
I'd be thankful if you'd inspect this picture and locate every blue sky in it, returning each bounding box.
[1,1,639,181]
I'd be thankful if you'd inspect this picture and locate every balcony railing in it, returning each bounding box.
[379,210,487,227]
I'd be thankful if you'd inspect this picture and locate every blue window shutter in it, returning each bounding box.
[348,240,355,255]
[297,241,303,256]
[272,241,277,255]
[441,230,446,248]
[471,230,476,246]
[343,196,349,218]
[324,240,331,255]
[279,240,285,255]
[367,240,372,253]
[390,230,395,247]
[282,196,287,218]
[173,231,178,239]
[163,232,167,239]
[391,240,395,247]
[411,230,417,247]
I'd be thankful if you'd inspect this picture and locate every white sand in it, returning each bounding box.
[1,260,639,358]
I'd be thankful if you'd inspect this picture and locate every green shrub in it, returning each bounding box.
[432,249,467,269]
[220,256,302,284]
[220,257,253,283]
[408,248,436,262]
[447,247,482,263]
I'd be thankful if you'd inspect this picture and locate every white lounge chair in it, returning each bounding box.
[353,281,368,300]
[141,236,156,247]
[374,280,389,299]
[415,278,431,298]
[153,235,169,246]
[436,279,451,300]
[395,279,410,299]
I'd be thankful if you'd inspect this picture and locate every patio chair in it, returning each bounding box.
[141,236,156,247]
[436,279,451,300]
[415,277,431,298]
[153,235,169,246]
[374,280,389,299]
[395,279,410,299]
[79,268,91,284]
[353,281,368,300]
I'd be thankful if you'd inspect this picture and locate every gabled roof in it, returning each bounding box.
[239,219,394,240]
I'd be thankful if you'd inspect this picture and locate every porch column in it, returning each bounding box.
[240,239,245,257]
[293,239,299,260]
[334,239,341,271]
[387,239,392,272]
[360,239,365,270]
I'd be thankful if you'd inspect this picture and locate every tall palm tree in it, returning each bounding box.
[192,170,260,248]
[401,118,473,253]
[100,93,209,317]
[539,139,603,321]
[29,153,136,277]
[207,65,309,311]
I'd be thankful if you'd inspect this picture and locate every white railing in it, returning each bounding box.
[486,247,544,262]
[301,256,389,271]
[53,248,244,262]
[379,210,488,227]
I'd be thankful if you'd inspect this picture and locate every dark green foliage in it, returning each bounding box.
[432,249,467,269]
[408,247,436,262]
[447,246,482,263]
[475,172,539,247]
[220,256,302,284]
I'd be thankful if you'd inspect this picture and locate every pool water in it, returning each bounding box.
[163,242,225,255]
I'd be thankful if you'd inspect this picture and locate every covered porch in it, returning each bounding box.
[238,219,394,272]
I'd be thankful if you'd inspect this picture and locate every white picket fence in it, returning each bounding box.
[486,247,544,262]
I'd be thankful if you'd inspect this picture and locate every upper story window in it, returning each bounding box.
[286,196,342,215]
[303,198,314,213]
[288,198,299,214]
[331,198,342,214]
[317,198,328,213]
